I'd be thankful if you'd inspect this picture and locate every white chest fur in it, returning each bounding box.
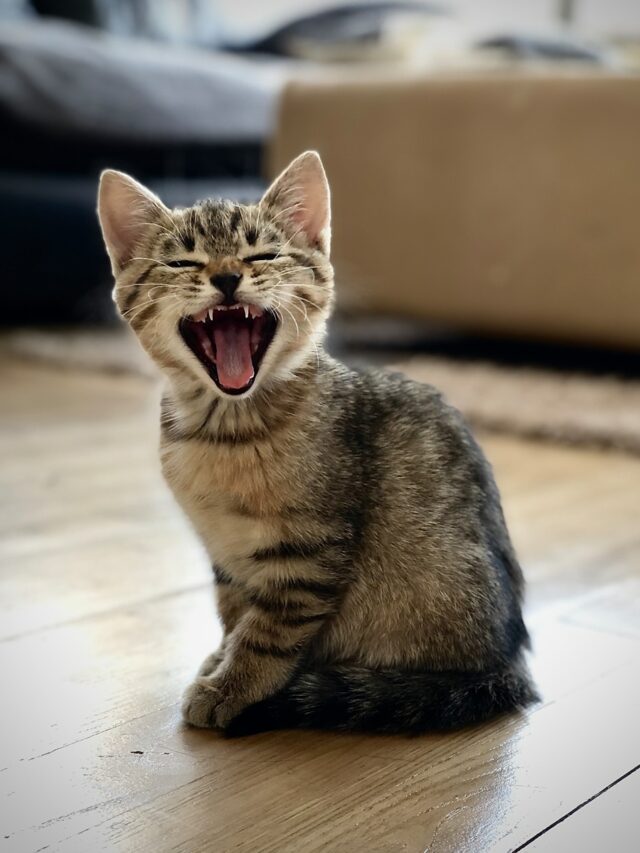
[160,436,282,579]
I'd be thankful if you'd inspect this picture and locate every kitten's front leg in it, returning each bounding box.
[213,564,249,634]
[197,566,250,678]
[182,575,340,729]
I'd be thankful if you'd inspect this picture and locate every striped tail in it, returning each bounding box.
[224,658,539,737]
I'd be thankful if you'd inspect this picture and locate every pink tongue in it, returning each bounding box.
[213,320,254,390]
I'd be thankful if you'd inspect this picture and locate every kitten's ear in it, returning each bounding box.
[261,151,331,254]
[97,170,170,274]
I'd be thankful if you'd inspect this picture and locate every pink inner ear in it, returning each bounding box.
[289,179,329,248]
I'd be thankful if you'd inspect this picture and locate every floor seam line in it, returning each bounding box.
[512,762,640,851]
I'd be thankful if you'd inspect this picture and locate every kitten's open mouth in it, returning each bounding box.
[179,304,277,395]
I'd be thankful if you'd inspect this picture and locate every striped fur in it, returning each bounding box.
[97,152,537,735]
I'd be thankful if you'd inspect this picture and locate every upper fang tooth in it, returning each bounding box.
[208,308,214,320]
[243,306,249,319]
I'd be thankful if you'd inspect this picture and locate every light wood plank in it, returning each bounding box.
[0,360,210,640]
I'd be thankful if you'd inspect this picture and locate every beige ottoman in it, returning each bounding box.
[270,73,640,349]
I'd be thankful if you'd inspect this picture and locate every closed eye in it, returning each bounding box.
[244,252,280,263]
[165,259,204,269]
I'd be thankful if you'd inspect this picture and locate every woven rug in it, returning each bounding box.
[2,328,639,455]
[393,356,640,455]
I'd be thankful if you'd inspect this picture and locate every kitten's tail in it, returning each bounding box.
[224,658,538,737]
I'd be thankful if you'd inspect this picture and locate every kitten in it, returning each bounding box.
[98,151,537,736]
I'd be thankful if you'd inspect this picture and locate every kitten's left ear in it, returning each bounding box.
[97,170,170,275]
[261,151,331,255]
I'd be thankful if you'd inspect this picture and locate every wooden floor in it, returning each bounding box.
[1,356,639,853]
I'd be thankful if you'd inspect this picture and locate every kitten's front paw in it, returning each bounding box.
[181,676,237,729]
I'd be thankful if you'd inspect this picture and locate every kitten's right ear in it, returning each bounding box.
[97,170,169,274]
[261,151,331,255]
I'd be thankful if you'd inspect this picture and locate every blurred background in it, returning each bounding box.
[1,0,640,448]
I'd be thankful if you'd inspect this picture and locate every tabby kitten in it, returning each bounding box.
[98,151,537,736]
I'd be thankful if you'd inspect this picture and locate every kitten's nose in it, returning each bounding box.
[210,272,241,304]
